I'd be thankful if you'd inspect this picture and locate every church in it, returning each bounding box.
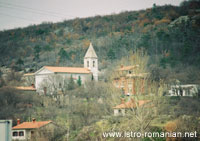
[34,42,98,94]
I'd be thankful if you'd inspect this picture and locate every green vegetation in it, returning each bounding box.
[0,0,200,140]
[0,1,199,74]
[77,76,82,86]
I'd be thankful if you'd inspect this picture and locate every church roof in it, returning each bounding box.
[44,66,91,74]
[84,43,98,58]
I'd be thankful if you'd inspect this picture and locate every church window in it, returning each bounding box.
[87,61,89,67]
[93,61,95,67]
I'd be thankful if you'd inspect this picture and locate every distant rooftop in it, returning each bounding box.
[13,121,52,129]
[113,99,150,109]
[15,86,36,91]
[118,65,139,71]
[23,73,34,76]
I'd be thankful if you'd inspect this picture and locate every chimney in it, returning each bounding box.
[31,84,35,88]
[17,119,20,125]
[121,98,125,104]
[32,118,36,123]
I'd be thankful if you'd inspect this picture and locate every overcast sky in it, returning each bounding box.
[0,0,183,31]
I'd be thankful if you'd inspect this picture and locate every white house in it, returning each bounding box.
[34,42,99,94]
[168,84,199,96]
[12,119,57,141]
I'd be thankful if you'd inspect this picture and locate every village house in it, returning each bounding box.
[112,65,149,95]
[34,42,98,94]
[12,119,57,141]
[168,84,199,96]
[113,98,150,116]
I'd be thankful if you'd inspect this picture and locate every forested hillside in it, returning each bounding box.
[1,1,200,140]
[1,1,200,78]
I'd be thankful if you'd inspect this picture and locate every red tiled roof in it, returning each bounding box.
[113,100,150,109]
[113,100,135,109]
[118,65,139,71]
[15,86,36,91]
[23,73,34,76]
[44,66,91,74]
[12,121,52,129]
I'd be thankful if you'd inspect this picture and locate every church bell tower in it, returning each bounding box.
[84,42,98,81]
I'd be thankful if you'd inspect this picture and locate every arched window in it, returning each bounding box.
[93,61,95,67]
[87,61,89,67]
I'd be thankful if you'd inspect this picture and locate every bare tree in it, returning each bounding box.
[110,49,167,139]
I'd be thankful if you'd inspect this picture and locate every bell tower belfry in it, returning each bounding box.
[84,42,98,81]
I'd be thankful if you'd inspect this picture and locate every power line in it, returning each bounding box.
[0,4,69,19]
[0,1,73,17]
[0,12,37,22]
[0,1,75,18]
[0,1,78,30]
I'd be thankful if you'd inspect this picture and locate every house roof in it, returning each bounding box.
[113,99,150,109]
[118,65,139,71]
[84,43,98,58]
[12,121,52,130]
[43,66,91,74]
[15,86,36,91]
[23,73,34,76]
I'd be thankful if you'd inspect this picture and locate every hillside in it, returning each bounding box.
[0,2,200,74]
[1,1,200,140]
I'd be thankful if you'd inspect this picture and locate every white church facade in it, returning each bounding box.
[34,43,98,94]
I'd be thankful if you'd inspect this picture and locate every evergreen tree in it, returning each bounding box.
[58,48,70,64]
[77,76,82,86]
[16,58,24,66]
[33,45,41,61]
[43,45,53,62]
[67,75,75,90]
[107,49,116,60]
[91,74,94,81]
[16,58,24,71]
